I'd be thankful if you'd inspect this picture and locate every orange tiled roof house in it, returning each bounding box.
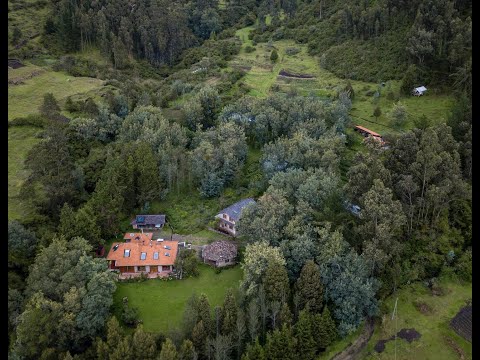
[106,232,178,275]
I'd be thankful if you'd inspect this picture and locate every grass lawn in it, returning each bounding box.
[360,275,472,360]
[8,126,41,220]
[113,264,243,333]
[8,64,104,120]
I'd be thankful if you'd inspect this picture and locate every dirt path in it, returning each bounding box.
[331,317,375,360]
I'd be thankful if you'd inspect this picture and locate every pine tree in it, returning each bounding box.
[295,260,324,314]
[315,306,337,350]
[39,93,61,118]
[134,143,161,207]
[241,337,265,360]
[110,334,132,360]
[264,324,296,360]
[197,293,213,336]
[221,288,238,336]
[159,338,178,360]
[263,262,290,304]
[294,310,316,360]
[132,325,157,360]
[192,320,206,357]
[58,203,77,240]
[179,339,197,360]
[279,302,293,328]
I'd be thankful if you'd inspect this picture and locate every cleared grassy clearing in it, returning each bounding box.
[360,276,472,360]
[231,25,454,137]
[8,0,49,53]
[113,264,243,333]
[8,126,41,220]
[8,63,105,120]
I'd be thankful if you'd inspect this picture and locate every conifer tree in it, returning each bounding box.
[241,337,265,360]
[315,306,338,350]
[294,310,316,360]
[295,260,324,314]
[192,320,206,357]
[221,288,238,336]
[132,325,157,360]
[179,339,197,360]
[279,302,293,328]
[159,338,178,360]
[264,324,296,360]
[263,262,290,304]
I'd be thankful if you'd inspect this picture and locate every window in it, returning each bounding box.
[140,252,147,260]
[124,249,130,257]
[223,214,227,219]
[138,266,146,272]
[229,225,233,229]
[153,252,159,260]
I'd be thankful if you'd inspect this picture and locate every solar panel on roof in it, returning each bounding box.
[136,216,145,223]
[153,252,159,259]
[140,252,146,260]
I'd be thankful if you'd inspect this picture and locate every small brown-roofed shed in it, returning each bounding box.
[202,241,237,268]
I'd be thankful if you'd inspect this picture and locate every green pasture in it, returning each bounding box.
[360,276,472,360]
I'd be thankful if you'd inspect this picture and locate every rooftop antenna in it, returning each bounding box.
[392,297,398,360]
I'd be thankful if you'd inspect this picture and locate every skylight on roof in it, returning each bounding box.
[153,252,159,260]
[140,252,147,260]
[124,249,130,257]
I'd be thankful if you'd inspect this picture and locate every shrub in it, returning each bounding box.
[389,102,408,127]
[9,114,49,128]
[285,47,300,56]
[373,106,382,119]
[122,303,140,327]
[245,45,256,53]
[270,49,279,62]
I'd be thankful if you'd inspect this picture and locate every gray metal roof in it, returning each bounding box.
[217,198,256,221]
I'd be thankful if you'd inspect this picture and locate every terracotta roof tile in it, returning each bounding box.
[107,240,178,266]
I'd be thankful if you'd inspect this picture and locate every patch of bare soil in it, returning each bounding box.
[414,301,433,315]
[397,328,422,342]
[8,59,24,69]
[278,69,315,79]
[374,328,422,353]
[444,336,466,359]
[431,284,449,296]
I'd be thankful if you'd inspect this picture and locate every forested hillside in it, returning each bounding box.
[8,0,471,359]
